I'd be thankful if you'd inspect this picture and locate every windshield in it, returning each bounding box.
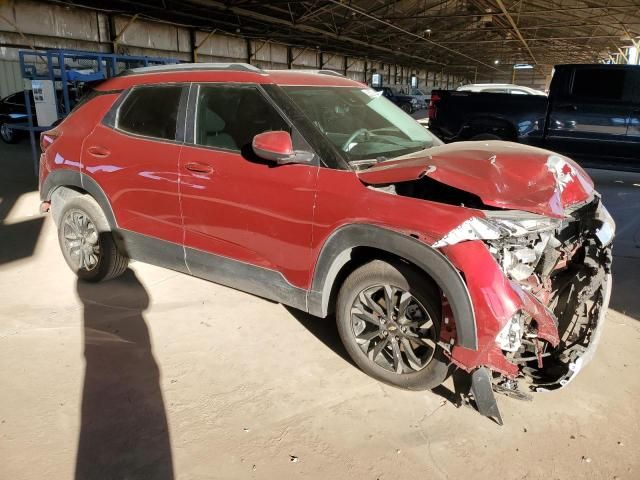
[281,86,441,164]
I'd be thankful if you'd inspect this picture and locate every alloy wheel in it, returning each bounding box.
[1,124,14,142]
[350,284,437,374]
[62,209,101,271]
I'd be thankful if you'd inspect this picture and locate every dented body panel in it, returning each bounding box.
[357,141,594,217]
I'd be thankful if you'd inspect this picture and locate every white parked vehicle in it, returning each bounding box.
[457,83,547,96]
[408,88,431,109]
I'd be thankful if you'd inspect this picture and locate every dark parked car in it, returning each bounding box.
[428,64,640,170]
[372,86,417,113]
[0,91,34,143]
[39,63,614,422]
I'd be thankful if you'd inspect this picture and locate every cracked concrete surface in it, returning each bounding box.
[1,141,639,479]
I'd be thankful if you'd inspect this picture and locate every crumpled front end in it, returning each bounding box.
[439,196,614,396]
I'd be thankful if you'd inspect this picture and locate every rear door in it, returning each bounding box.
[178,83,318,294]
[545,65,634,167]
[626,68,640,156]
[82,83,187,245]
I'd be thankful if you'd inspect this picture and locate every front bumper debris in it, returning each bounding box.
[438,197,614,422]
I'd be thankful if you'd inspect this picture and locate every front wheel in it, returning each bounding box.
[56,195,128,282]
[336,260,450,390]
[400,103,412,114]
[0,123,19,143]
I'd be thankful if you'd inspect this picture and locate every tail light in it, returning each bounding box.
[40,128,60,152]
[428,93,440,120]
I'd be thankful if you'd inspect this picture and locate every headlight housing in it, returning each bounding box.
[433,211,562,282]
[433,211,561,248]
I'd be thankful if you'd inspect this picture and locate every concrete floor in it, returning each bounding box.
[1,140,639,480]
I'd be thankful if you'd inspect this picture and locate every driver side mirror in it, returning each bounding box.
[252,131,314,165]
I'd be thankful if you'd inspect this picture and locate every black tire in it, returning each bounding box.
[400,103,412,114]
[56,194,128,282]
[0,123,19,143]
[470,133,502,141]
[336,260,450,390]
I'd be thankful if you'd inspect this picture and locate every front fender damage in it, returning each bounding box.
[433,199,614,423]
[442,240,560,378]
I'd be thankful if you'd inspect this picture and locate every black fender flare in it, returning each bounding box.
[41,169,118,229]
[306,224,477,351]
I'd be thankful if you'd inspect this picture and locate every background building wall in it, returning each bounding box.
[0,0,471,95]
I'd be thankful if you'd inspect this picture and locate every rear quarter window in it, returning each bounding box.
[117,85,183,140]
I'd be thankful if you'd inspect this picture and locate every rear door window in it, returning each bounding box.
[117,85,183,140]
[571,68,628,101]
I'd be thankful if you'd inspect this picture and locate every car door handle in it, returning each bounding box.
[185,162,214,174]
[556,104,578,111]
[87,146,111,158]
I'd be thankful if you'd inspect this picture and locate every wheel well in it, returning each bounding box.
[50,185,88,224]
[51,184,87,198]
[325,246,441,316]
[43,171,118,230]
[463,117,517,141]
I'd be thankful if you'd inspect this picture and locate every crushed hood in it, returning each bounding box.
[356,141,594,217]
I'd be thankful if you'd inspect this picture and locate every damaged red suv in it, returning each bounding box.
[40,64,614,422]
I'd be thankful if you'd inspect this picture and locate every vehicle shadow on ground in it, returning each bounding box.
[285,306,471,405]
[75,268,174,480]
[0,142,44,266]
[284,307,356,369]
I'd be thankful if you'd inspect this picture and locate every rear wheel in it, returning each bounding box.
[56,195,128,282]
[0,123,19,143]
[336,260,449,390]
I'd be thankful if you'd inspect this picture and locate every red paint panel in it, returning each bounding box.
[310,168,478,263]
[81,125,183,244]
[179,145,318,288]
[41,93,121,192]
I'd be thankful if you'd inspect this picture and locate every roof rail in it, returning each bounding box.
[122,62,264,76]
[278,69,345,77]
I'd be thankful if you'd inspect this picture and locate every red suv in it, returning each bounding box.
[39,63,614,422]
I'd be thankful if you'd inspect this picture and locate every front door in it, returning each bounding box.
[178,83,318,297]
[625,68,640,163]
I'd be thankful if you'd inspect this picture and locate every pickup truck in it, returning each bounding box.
[373,86,418,113]
[428,64,640,170]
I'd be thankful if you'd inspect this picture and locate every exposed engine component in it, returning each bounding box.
[495,312,525,352]
[486,198,614,394]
